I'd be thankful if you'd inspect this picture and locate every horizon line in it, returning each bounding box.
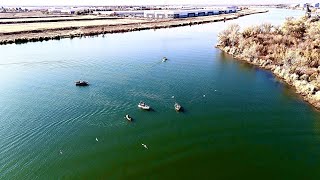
[0,3,291,7]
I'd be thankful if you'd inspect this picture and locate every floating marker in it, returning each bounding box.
[96,138,99,142]
[142,143,148,149]
[60,150,63,155]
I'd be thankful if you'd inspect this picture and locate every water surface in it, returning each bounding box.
[1,9,320,179]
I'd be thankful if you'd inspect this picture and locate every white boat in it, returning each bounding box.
[125,114,132,121]
[162,57,168,62]
[138,101,150,110]
[174,103,182,111]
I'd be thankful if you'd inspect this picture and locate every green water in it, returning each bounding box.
[1,9,320,179]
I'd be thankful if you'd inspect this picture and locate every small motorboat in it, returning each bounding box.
[75,80,89,86]
[125,114,132,121]
[162,57,168,62]
[174,102,182,111]
[138,101,150,110]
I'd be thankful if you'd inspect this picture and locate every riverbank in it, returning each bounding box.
[217,16,320,110]
[0,16,121,24]
[0,9,267,45]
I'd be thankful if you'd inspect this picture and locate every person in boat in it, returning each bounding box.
[125,114,132,121]
[175,102,182,111]
[75,80,89,86]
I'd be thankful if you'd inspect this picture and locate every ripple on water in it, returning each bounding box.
[0,9,316,179]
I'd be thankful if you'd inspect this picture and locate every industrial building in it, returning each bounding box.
[313,3,320,8]
[144,7,237,19]
[289,3,320,9]
[93,10,144,17]
[93,7,237,19]
[48,7,86,14]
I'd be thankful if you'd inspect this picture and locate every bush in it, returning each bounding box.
[218,24,240,47]
[218,16,320,72]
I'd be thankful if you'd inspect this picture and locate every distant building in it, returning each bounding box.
[93,10,144,17]
[144,7,237,19]
[93,6,237,18]
[313,3,320,8]
[60,9,76,14]
[48,8,63,14]
[289,4,300,8]
[48,7,85,14]
[299,3,309,8]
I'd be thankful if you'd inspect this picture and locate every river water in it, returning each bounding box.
[1,9,319,179]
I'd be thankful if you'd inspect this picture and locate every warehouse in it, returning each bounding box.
[143,7,237,19]
[93,10,144,17]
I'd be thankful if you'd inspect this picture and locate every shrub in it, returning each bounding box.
[218,24,240,47]
[218,16,319,73]
[281,17,306,38]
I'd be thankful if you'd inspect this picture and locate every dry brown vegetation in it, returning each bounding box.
[217,16,320,108]
[218,17,320,66]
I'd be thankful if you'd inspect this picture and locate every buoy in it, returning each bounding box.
[172,96,175,98]
[96,138,99,142]
[60,150,63,155]
[203,95,206,97]
[142,143,148,149]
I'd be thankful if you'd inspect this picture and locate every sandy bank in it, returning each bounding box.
[0,16,121,24]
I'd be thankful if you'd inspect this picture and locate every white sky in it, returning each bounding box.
[0,0,318,6]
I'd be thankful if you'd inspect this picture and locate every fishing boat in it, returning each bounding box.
[174,102,182,111]
[138,101,150,110]
[75,81,89,86]
[162,57,168,62]
[125,114,132,121]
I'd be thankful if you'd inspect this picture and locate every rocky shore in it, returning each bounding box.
[218,46,320,110]
[0,9,267,46]
[217,17,320,110]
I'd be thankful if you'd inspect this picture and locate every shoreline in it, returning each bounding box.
[217,46,320,111]
[0,9,268,46]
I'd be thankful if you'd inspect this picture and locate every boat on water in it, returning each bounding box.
[125,114,132,121]
[138,101,150,110]
[75,81,89,86]
[162,57,168,62]
[174,102,182,111]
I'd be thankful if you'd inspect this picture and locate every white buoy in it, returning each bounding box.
[172,96,175,99]
[96,138,99,142]
[142,143,148,149]
[203,95,206,97]
[60,150,63,155]
[215,90,217,92]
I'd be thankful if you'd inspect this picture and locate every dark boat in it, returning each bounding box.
[75,81,89,86]
[162,57,168,62]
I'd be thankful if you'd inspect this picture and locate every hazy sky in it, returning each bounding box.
[0,0,318,6]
